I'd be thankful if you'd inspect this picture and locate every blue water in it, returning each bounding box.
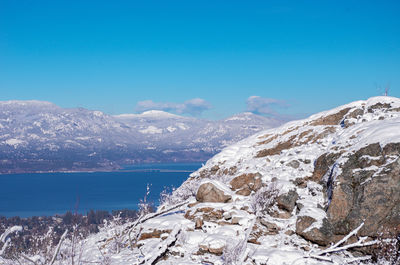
[0,163,202,218]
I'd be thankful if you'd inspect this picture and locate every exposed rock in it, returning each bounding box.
[276,190,299,212]
[196,182,232,203]
[367,102,391,112]
[195,218,203,230]
[285,230,295,236]
[188,202,198,208]
[208,246,224,255]
[296,216,332,245]
[256,135,296,157]
[184,210,194,220]
[270,210,292,219]
[347,108,364,119]
[217,220,231,226]
[257,134,278,145]
[310,108,351,126]
[230,173,262,196]
[286,160,300,169]
[310,127,337,144]
[139,229,172,241]
[231,216,241,224]
[199,239,225,255]
[259,219,280,234]
[383,142,400,156]
[293,177,307,188]
[296,142,400,248]
[311,152,341,182]
[326,143,400,239]
[199,209,224,222]
[236,187,251,196]
[187,207,225,223]
[222,166,237,175]
[210,165,220,173]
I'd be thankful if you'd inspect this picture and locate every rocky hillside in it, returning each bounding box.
[0,100,282,173]
[1,97,399,264]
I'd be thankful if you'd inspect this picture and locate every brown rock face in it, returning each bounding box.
[256,136,296,158]
[196,182,232,203]
[230,173,262,196]
[327,143,400,238]
[300,143,400,247]
[311,152,341,182]
[310,108,351,126]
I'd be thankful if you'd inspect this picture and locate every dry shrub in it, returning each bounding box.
[373,230,400,264]
[250,182,279,217]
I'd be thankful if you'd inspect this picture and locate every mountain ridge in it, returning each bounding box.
[0,100,282,174]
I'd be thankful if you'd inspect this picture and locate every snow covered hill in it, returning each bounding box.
[2,96,399,264]
[0,101,282,173]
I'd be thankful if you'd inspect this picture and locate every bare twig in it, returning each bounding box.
[319,237,378,255]
[129,226,143,250]
[292,222,378,264]
[0,226,23,256]
[50,229,68,265]
[324,222,364,252]
[316,223,378,256]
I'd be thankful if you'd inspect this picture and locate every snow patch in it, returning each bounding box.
[5,138,25,147]
[139,126,163,134]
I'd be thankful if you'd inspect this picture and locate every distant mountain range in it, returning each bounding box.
[0,100,283,173]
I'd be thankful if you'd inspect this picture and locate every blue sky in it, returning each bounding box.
[0,0,399,119]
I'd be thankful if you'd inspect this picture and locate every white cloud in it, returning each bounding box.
[135,98,211,116]
[246,96,288,116]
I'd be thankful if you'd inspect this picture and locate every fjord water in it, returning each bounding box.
[0,163,201,218]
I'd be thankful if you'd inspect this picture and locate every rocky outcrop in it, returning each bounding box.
[310,107,351,126]
[230,173,262,196]
[196,182,232,203]
[296,142,400,246]
[327,143,400,239]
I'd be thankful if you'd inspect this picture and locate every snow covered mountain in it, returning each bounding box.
[0,100,282,173]
[1,96,399,264]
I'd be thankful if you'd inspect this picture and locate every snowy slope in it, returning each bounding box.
[2,97,399,264]
[2,97,398,264]
[0,101,282,173]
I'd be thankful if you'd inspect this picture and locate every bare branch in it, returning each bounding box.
[50,229,68,265]
[326,222,364,251]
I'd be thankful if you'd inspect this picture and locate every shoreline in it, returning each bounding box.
[0,162,203,175]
